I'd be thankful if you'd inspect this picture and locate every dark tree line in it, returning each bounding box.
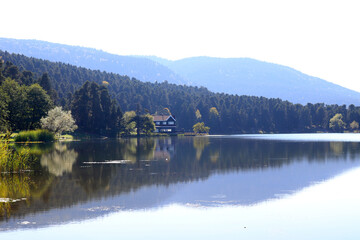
[70,81,122,135]
[2,50,360,134]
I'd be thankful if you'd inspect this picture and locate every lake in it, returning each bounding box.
[1,134,360,239]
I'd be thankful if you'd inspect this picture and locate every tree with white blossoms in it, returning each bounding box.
[40,106,77,138]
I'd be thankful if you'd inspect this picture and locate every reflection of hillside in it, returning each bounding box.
[2,137,360,225]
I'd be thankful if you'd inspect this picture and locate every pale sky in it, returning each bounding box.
[1,0,360,92]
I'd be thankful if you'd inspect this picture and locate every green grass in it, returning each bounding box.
[0,133,17,142]
[14,129,55,143]
[0,139,34,173]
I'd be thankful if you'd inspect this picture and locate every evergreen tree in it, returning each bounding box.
[3,62,20,81]
[21,71,35,86]
[89,82,104,133]
[39,73,52,93]
[0,57,4,83]
[38,73,58,103]
[70,81,122,135]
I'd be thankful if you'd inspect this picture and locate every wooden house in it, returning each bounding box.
[153,115,176,133]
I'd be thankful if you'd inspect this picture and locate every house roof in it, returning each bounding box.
[153,115,175,121]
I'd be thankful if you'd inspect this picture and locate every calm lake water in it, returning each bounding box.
[1,134,360,239]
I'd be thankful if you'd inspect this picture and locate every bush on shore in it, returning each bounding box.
[14,129,54,143]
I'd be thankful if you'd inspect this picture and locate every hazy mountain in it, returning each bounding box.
[147,56,360,105]
[1,37,360,105]
[0,38,185,85]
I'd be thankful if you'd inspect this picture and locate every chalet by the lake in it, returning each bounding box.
[153,115,176,133]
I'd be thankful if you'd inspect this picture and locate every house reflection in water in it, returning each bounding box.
[153,137,176,161]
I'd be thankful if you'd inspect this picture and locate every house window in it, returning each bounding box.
[168,121,174,125]
[162,122,167,125]
[156,122,160,125]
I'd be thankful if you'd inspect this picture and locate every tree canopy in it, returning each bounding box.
[0,78,53,131]
[3,50,360,134]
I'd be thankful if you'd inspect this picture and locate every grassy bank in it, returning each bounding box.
[14,129,54,143]
[0,139,35,173]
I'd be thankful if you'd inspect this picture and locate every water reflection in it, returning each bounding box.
[41,143,78,176]
[0,172,53,220]
[2,135,360,230]
[193,137,210,160]
[0,174,30,218]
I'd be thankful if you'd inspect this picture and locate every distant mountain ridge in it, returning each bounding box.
[0,38,186,85]
[147,56,360,106]
[1,37,360,105]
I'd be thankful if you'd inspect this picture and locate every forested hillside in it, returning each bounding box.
[2,38,359,106]
[1,50,360,134]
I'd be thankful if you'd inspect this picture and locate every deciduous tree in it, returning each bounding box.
[0,79,28,130]
[350,120,359,131]
[329,113,346,132]
[195,109,202,120]
[193,122,210,134]
[40,106,77,137]
[0,88,9,132]
[26,84,53,129]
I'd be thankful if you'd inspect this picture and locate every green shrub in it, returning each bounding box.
[14,129,54,142]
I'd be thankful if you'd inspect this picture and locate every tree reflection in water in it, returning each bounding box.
[193,137,210,160]
[41,143,78,176]
[119,138,156,164]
